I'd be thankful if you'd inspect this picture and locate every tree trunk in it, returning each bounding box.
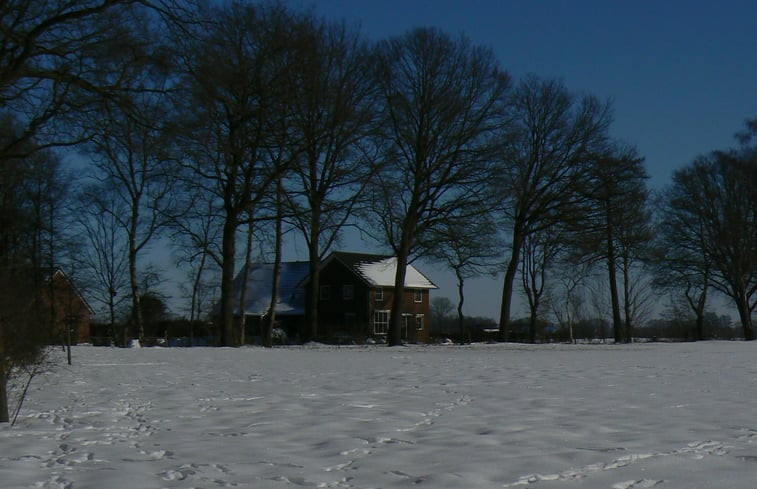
[306,208,321,343]
[189,252,206,347]
[238,222,254,346]
[0,360,8,423]
[265,240,283,348]
[607,255,622,343]
[128,196,144,343]
[529,302,539,344]
[605,210,623,343]
[388,239,411,347]
[622,257,633,344]
[735,293,754,341]
[306,255,319,343]
[499,226,525,341]
[108,291,117,346]
[220,214,238,347]
[128,247,143,344]
[265,186,284,348]
[694,294,706,341]
[456,269,465,345]
[695,277,708,341]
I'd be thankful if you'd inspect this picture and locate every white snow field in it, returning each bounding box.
[2,342,757,489]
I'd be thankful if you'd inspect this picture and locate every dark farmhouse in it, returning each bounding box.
[2,267,94,344]
[44,268,94,344]
[231,251,437,343]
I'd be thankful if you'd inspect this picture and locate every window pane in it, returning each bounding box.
[373,310,389,334]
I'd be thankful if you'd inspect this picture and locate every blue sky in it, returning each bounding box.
[304,0,756,187]
[280,0,756,321]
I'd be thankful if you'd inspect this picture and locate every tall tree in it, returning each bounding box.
[496,76,611,340]
[652,185,713,341]
[85,84,176,342]
[71,185,131,345]
[285,16,377,342]
[550,261,591,343]
[572,145,650,343]
[520,226,563,343]
[428,218,501,344]
[169,189,222,345]
[0,124,62,422]
[370,27,510,346]
[665,121,757,339]
[175,2,298,346]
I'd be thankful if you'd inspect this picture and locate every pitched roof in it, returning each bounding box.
[50,268,95,314]
[330,251,437,289]
[232,261,310,317]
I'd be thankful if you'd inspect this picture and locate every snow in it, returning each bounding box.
[357,257,436,289]
[2,342,757,488]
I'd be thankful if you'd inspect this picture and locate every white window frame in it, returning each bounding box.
[413,289,423,303]
[375,288,384,301]
[415,314,424,331]
[373,310,389,335]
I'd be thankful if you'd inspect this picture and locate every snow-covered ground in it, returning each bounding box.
[2,342,757,489]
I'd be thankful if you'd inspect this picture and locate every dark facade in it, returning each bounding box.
[39,268,93,344]
[311,252,434,343]
[229,251,437,344]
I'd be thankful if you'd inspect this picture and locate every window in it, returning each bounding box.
[320,285,330,301]
[373,310,389,335]
[414,289,423,303]
[415,314,424,331]
[343,284,354,300]
[375,288,383,301]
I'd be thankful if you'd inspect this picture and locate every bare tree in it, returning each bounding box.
[285,16,377,342]
[370,27,510,346]
[586,273,610,342]
[428,218,501,344]
[0,1,177,159]
[71,185,131,345]
[664,122,757,339]
[263,178,286,348]
[175,2,299,346]
[520,227,563,343]
[550,261,591,343]
[0,124,61,422]
[170,191,222,345]
[652,187,712,340]
[84,82,176,342]
[430,296,454,334]
[496,76,611,341]
[570,144,650,342]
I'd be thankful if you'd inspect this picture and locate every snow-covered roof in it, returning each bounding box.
[357,257,437,289]
[232,262,310,317]
[331,252,437,289]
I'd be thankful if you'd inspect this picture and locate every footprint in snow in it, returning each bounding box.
[612,480,664,489]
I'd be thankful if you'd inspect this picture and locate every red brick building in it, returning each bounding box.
[44,268,94,344]
[307,252,437,343]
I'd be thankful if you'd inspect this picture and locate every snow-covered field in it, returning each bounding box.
[2,342,757,489]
